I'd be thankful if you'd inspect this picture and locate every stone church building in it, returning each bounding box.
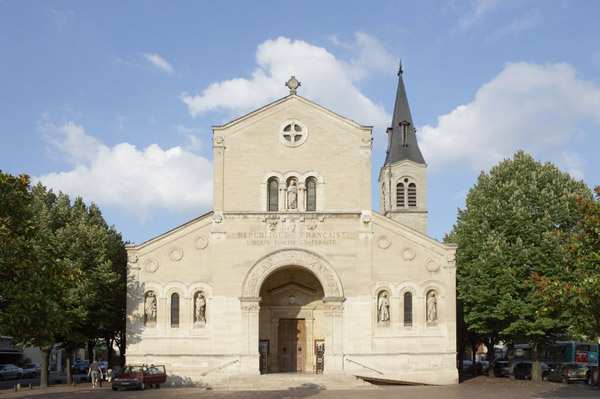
[125,69,458,385]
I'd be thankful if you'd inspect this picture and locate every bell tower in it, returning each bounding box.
[379,62,428,234]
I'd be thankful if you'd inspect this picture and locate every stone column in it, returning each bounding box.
[298,182,306,212]
[323,297,344,373]
[279,187,286,211]
[239,298,261,374]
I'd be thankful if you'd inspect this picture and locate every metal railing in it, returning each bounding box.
[200,359,239,376]
[345,358,384,375]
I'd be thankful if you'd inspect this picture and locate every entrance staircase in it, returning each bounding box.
[205,372,379,390]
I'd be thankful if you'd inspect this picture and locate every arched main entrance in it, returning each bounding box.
[239,249,345,375]
[259,267,324,372]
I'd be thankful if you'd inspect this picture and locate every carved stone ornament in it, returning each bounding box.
[127,254,139,264]
[144,258,159,273]
[377,235,391,249]
[426,259,440,272]
[213,212,223,224]
[402,248,416,260]
[194,235,209,249]
[169,247,184,261]
[243,249,343,298]
[213,136,224,145]
[268,219,278,231]
[360,211,372,225]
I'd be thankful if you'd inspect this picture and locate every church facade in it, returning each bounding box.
[125,71,458,385]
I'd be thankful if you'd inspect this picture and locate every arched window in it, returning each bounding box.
[268,178,279,211]
[404,292,412,326]
[306,178,316,211]
[170,293,179,327]
[396,183,405,207]
[408,183,417,207]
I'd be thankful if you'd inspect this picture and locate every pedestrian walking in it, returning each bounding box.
[88,358,103,388]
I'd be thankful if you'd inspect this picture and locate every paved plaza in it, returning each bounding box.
[1,377,598,399]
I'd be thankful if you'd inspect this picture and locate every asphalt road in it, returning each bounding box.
[0,377,599,399]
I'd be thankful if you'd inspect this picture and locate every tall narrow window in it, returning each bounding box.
[306,178,316,211]
[170,293,180,327]
[408,183,417,207]
[404,292,413,326]
[396,183,405,207]
[268,178,279,211]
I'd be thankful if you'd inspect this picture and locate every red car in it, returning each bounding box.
[111,364,167,390]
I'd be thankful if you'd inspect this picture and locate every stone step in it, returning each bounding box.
[205,373,378,390]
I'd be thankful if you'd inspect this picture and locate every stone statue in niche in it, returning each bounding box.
[195,292,206,323]
[427,291,437,323]
[377,292,390,323]
[287,180,298,210]
[144,291,157,324]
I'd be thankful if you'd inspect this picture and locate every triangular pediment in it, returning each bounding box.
[212,95,372,137]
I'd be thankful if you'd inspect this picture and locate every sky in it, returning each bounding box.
[1,0,600,244]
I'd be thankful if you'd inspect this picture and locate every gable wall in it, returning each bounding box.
[216,98,371,212]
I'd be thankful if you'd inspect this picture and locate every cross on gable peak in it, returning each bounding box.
[285,76,301,95]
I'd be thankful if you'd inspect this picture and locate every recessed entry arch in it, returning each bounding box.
[241,248,344,300]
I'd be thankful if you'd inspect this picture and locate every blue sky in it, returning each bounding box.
[1,0,599,244]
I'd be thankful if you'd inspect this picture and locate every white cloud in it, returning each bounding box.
[453,0,501,33]
[181,34,393,138]
[35,122,212,220]
[419,62,600,178]
[50,9,75,27]
[143,53,175,75]
[492,10,540,38]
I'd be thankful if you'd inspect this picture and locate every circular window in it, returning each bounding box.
[279,119,308,147]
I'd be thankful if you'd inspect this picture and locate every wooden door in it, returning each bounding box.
[278,319,306,372]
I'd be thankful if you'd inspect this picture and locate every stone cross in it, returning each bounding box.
[285,76,301,94]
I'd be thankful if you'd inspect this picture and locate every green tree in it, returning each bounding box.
[534,186,600,340]
[48,195,127,384]
[0,174,80,387]
[450,151,592,380]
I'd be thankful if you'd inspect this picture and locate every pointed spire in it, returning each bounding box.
[384,62,426,165]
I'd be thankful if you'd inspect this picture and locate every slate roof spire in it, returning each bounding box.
[384,61,426,165]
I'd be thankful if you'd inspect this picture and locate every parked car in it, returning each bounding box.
[477,360,490,375]
[112,364,167,391]
[514,362,550,380]
[458,360,473,374]
[492,360,510,377]
[71,360,89,374]
[0,364,23,380]
[21,363,50,378]
[545,363,588,384]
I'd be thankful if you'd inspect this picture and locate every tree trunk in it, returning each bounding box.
[470,342,477,375]
[106,336,114,366]
[39,345,51,387]
[531,342,542,381]
[65,346,73,385]
[507,343,515,379]
[87,340,95,362]
[487,338,496,378]
[117,330,126,366]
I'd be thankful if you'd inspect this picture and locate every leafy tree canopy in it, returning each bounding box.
[450,152,592,362]
[534,186,600,340]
